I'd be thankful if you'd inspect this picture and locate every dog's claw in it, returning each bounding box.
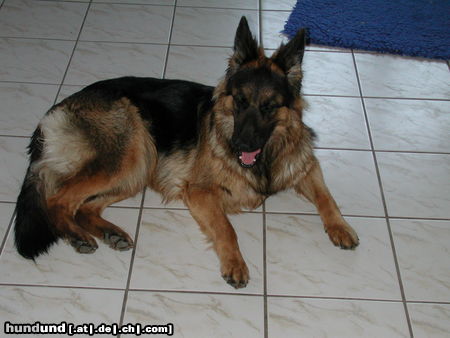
[222,275,248,289]
[104,232,134,251]
[326,223,359,250]
[70,239,98,254]
[220,257,249,289]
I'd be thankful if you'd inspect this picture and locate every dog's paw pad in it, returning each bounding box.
[221,259,249,289]
[222,275,248,289]
[70,239,98,254]
[104,232,134,251]
[326,225,359,250]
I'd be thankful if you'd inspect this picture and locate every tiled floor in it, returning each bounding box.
[0,0,449,337]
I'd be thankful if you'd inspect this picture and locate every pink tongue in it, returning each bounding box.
[241,149,261,165]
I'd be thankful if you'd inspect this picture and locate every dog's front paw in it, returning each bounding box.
[104,231,134,251]
[221,257,249,289]
[326,222,359,249]
[69,237,98,254]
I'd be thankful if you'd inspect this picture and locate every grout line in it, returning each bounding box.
[161,0,177,79]
[1,280,450,305]
[117,188,147,337]
[51,0,93,105]
[176,5,258,11]
[314,147,450,155]
[258,2,269,337]
[0,35,77,42]
[265,210,450,222]
[266,294,404,303]
[85,1,173,7]
[0,80,61,86]
[0,282,125,291]
[351,50,415,338]
[34,0,90,3]
[0,80,448,102]
[406,300,450,305]
[374,150,450,155]
[258,0,262,45]
[129,288,263,297]
[107,205,141,210]
[262,202,268,338]
[304,93,450,101]
[0,209,16,258]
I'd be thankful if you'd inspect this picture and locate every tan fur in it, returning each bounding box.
[36,106,96,197]
[36,97,156,252]
[296,161,359,248]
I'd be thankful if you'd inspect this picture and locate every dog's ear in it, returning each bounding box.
[271,29,307,92]
[228,17,259,74]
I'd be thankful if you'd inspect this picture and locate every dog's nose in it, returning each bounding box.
[231,137,260,152]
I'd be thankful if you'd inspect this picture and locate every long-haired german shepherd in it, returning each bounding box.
[14,17,358,288]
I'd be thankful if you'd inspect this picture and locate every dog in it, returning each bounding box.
[14,17,359,289]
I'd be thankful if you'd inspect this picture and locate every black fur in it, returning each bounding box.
[73,77,214,154]
[15,128,58,259]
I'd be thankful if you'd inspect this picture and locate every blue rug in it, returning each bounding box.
[283,0,450,60]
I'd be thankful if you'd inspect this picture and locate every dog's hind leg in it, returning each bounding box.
[75,190,136,251]
[296,158,359,249]
[46,173,117,254]
[184,186,249,289]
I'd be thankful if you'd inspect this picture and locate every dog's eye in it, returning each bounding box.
[260,104,280,115]
[234,95,249,109]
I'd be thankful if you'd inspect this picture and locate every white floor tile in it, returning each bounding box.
[355,54,450,99]
[94,0,172,4]
[377,153,450,219]
[266,215,401,299]
[64,42,166,86]
[178,0,258,9]
[0,286,123,334]
[0,38,74,83]
[124,292,264,338]
[304,96,370,149]
[0,0,88,39]
[171,7,258,47]
[408,303,450,338]
[261,11,290,49]
[165,45,229,86]
[0,203,14,244]
[261,0,296,10]
[266,150,385,216]
[392,219,450,302]
[268,297,410,338]
[81,4,173,43]
[0,137,29,203]
[130,209,264,294]
[366,98,450,152]
[0,83,58,137]
[302,51,360,96]
[0,208,138,288]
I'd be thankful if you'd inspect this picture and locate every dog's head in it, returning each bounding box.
[214,16,306,168]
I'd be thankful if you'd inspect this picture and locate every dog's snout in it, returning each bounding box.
[232,137,256,153]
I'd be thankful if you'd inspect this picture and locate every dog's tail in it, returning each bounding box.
[14,127,58,260]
